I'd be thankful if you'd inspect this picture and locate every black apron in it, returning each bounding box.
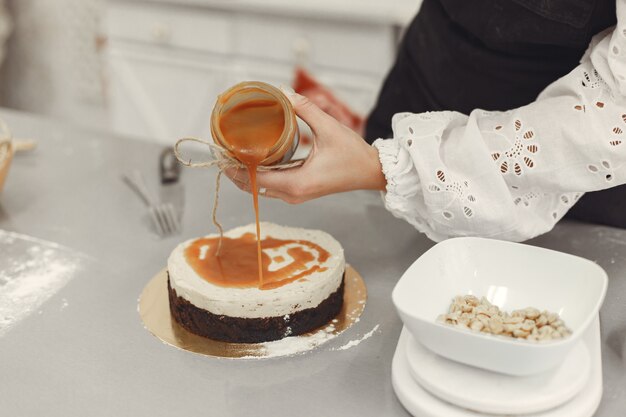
[366,0,624,228]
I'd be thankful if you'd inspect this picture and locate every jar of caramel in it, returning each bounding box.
[210,82,300,285]
[210,81,299,167]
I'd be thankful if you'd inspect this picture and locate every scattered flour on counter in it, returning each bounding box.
[334,325,380,351]
[240,322,339,359]
[0,230,88,337]
[238,323,381,359]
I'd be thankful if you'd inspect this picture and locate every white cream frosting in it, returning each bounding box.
[167,222,345,319]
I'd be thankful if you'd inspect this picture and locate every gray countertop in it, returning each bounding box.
[0,109,624,416]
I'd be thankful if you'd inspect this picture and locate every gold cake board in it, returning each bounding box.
[138,265,367,359]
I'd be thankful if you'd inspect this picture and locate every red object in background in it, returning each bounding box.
[293,67,364,141]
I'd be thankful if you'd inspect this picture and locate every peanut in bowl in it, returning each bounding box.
[392,237,608,376]
[437,295,572,342]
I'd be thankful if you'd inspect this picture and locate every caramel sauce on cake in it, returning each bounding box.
[184,233,330,290]
[218,97,285,287]
[168,223,346,342]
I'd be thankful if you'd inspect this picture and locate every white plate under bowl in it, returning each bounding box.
[406,333,590,414]
[392,237,608,376]
[391,316,603,417]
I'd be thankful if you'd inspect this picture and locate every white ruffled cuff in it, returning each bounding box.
[372,138,421,217]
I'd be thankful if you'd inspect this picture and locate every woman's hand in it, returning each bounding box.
[225,93,387,204]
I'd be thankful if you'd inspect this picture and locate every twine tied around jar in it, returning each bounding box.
[0,119,13,193]
[0,118,12,159]
[174,136,304,254]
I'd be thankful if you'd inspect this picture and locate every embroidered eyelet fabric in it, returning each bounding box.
[373,2,626,242]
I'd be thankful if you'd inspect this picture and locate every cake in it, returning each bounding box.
[167,222,345,343]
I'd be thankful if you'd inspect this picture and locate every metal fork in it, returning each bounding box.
[123,170,180,237]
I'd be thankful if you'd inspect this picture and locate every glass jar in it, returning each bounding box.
[210,81,299,166]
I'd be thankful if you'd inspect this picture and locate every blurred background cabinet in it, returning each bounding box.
[106,0,419,144]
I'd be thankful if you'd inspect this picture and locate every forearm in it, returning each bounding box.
[373,14,626,241]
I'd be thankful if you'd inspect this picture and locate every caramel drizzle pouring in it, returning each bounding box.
[217,97,286,287]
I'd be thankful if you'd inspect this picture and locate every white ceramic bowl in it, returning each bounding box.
[392,237,608,376]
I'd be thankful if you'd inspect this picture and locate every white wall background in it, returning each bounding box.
[0,0,108,130]
[0,0,420,138]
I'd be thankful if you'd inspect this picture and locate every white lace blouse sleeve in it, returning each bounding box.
[373,1,626,242]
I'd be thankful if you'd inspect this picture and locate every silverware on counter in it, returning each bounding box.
[160,146,181,184]
[159,146,185,225]
[123,169,180,237]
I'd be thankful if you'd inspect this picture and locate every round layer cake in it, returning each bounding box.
[167,222,345,343]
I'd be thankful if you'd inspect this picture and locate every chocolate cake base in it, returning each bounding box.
[167,273,345,343]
